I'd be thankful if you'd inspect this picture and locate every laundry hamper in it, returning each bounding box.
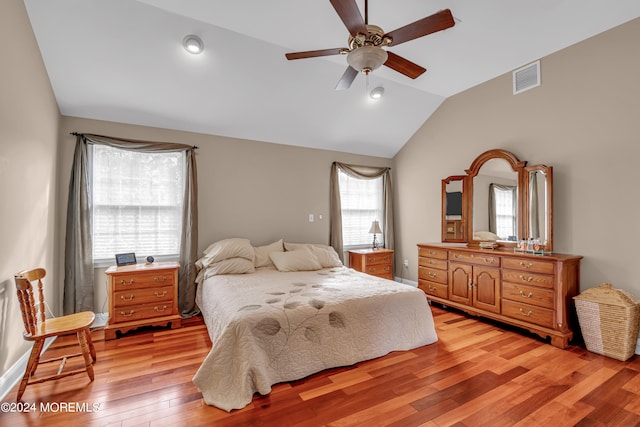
[574,283,640,361]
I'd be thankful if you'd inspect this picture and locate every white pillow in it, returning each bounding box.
[253,239,284,268]
[269,248,323,272]
[310,245,342,268]
[197,238,254,269]
[206,257,255,275]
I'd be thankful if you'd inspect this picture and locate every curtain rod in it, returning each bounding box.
[69,131,198,149]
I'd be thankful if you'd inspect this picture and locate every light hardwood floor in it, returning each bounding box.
[3,305,640,426]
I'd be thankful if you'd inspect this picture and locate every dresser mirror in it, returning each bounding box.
[441,175,466,242]
[441,149,553,251]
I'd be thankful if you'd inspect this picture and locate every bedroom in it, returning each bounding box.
[2,0,640,424]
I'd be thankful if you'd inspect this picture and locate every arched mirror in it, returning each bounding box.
[465,149,526,247]
[441,149,554,251]
[442,175,466,242]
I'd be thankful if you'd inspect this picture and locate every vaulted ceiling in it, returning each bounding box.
[24,0,640,157]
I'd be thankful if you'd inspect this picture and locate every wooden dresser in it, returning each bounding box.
[418,243,582,348]
[105,262,181,340]
[349,248,394,280]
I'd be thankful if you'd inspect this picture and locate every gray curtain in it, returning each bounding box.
[64,133,199,317]
[329,162,394,262]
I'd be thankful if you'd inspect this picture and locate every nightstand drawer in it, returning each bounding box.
[113,302,175,323]
[365,254,393,266]
[114,285,174,307]
[365,264,392,276]
[113,271,175,292]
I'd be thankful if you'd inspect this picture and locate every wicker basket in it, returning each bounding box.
[574,283,640,361]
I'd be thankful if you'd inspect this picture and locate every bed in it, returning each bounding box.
[192,239,438,411]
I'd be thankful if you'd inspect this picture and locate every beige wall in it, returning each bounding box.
[0,0,60,374]
[393,18,640,295]
[57,117,392,313]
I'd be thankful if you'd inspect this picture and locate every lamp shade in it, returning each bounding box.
[347,46,388,74]
[369,220,383,234]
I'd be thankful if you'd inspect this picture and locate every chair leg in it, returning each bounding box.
[85,327,97,362]
[17,340,44,402]
[77,330,94,381]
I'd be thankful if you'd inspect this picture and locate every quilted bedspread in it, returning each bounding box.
[193,266,438,411]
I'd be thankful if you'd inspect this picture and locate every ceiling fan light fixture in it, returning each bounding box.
[183,35,204,54]
[347,46,388,74]
[370,86,384,100]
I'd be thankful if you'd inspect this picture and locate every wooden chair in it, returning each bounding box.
[14,268,96,401]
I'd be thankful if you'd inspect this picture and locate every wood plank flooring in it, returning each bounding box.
[3,305,640,426]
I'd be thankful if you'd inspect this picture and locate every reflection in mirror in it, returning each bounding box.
[472,159,518,241]
[442,176,465,242]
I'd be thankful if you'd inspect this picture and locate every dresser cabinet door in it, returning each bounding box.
[449,262,472,305]
[473,266,501,313]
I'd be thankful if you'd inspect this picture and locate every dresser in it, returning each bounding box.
[418,243,582,348]
[348,248,394,280]
[105,262,181,340]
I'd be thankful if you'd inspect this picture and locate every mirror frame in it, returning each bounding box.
[441,175,466,243]
[464,149,527,248]
[524,164,554,252]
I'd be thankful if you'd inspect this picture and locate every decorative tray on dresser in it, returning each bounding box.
[418,243,582,348]
[104,261,181,340]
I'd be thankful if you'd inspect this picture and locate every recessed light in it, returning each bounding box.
[183,35,204,54]
[370,86,384,100]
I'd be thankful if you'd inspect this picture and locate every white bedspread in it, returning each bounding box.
[193,266,438,411]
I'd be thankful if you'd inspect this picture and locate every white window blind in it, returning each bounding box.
[493,185,516,239]
[91,144,185,262]
[338,169,384,247]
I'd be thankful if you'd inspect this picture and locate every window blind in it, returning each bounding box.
[338,169,384,247]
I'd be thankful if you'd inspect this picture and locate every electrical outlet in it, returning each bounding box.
[403,259,409,268]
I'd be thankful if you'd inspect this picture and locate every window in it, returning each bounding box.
[491,184,516,239]
[90,144,185,264]
[338,169,384,248]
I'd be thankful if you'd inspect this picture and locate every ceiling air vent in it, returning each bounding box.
[513,60,540,95]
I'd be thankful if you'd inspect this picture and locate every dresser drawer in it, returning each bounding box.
[449,251,500,267]
[113,301,175,323]
[113,271,175,292]
[502,257,554,275]
[113,285,174,308]
[418,247,448,260]
[502,299,554,328]
[418,257,447,270]
[502,282,554,309]
[418,266,447,285]
[365,253,393,266]
[503,270,554,289]
[418,280,448,299]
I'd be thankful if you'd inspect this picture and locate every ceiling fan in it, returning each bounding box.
[285,0,455,90]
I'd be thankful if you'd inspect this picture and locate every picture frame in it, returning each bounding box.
[115,252,137,267]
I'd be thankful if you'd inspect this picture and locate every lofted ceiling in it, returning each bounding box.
[24,0,640,158]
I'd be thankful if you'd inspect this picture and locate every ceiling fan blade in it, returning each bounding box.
[384,51,426,79]
[285,48,344,60]
[335,66,358,91]
[385,9,455,46]
[330,0,367,37]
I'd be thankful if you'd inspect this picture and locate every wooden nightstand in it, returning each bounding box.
[104,261,181,340]
[348,248,394,280]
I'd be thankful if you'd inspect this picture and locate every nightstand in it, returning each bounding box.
[104,261,181,340]
[348,248,394,280]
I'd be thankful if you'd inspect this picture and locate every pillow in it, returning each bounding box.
[197,238,254,269]
[253,239,284,268]
[473,231,501,241]
[206,257,255,276]
[269,248,323,272]
[284,242,332,252]
[310,245,342,268]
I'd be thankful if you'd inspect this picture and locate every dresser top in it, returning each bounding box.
[105,261,180,274]
[349,248,394,255]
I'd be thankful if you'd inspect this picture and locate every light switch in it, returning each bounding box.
[308,214,314,222]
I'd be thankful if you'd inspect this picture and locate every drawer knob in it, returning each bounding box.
[428,251,437,255]
[519,290,534,298]
[427,272,437,278]
[453,254,462,259]
[154,305,168,313]
[120,294,134,302]
[519,262,534,269]
[120,278,135,285]
[519,308,534,317]
[519,274,533,283]
[483,257,495,264]
[154,290,168,298]
[154,275,167,282]
[428,286,437,291]
[120,310,135,317]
